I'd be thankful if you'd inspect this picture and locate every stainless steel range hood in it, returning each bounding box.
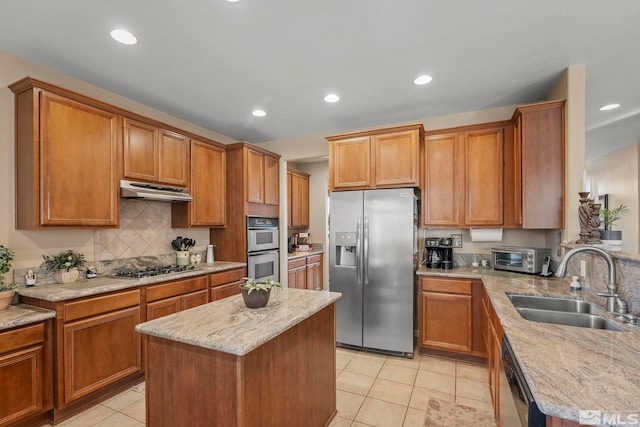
[120,180,193,202]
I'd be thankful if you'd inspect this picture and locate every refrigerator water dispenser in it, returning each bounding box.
[335,232,357,266]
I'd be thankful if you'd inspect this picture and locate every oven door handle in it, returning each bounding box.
[248,249,279,256]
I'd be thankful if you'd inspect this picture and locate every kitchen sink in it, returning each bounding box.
[507,294,597,314]
[507,294,623,331]
[516,308,623,331]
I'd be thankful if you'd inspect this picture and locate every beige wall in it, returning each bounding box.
[0,50,227,274]
[586,144,640,253]
[547,65,586,243]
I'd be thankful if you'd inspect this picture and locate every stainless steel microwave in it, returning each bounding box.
[491,247,551,274]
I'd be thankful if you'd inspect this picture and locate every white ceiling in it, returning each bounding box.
[1,0,638,163]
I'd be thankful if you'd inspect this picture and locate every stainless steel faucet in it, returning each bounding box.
[555,246,627,313]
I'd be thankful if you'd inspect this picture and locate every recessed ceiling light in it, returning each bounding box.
[110,29,137,45]
[413,75,433,85]
[324,94,340,103]
[252,109,266,117]
[225,0,240,2]
[600,103,620,111]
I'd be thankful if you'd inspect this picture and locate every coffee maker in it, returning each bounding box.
[439,237,453,270]
[424,238,442,269]
[423,237,453,270]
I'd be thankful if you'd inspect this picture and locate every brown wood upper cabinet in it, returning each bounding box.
[10,78,120,229]
[462,128,504,226]
[327,124,423,192]
[505,100,565,229]
[172,139,226,227]
[123,117,189,187]
[225,142,280,214]
[422,125,505,227]
[288,168,310,228]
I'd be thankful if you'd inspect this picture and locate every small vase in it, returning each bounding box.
[600,229,622,245]
[55,268,79,284]
[240,287,271,309]
[0,290,15,310]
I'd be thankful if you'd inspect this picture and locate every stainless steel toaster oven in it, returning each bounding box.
[491,247,551,274]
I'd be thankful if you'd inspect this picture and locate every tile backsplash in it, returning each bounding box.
[94,199,176,260]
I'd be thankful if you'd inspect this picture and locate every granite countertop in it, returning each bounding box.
[0,304,56,332]
[418,266,640,423]
[287,248,324,260]
[17,261,246,302]
[136,288,341,356]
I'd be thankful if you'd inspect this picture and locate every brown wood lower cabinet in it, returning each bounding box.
[146,276,209,321]
[418,276,486,357]
[481,285,503,425]
[0,322,52,427]
[21,289,143,423]
[209,267,246,301]
[288,253,324,290]
[306,254,323,291]
[288,257,307,289]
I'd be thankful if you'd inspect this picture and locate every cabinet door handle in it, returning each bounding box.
[364,216,369,286]
[356,217,362,285]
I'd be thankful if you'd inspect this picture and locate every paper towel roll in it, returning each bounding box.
[470,228,503,242]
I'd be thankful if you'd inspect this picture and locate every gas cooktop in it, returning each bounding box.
[114,265,198,279]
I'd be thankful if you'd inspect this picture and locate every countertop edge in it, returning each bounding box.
[287,249,324,260]
[16,261,246,302]
[0,304,56,331]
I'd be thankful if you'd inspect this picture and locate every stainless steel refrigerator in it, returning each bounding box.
[329,188,417,357]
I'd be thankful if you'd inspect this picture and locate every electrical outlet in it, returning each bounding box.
[580,260,587,277]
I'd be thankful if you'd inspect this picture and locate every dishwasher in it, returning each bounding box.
[501,335,546,427]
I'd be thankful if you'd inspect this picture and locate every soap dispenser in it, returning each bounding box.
[569,276,582,291]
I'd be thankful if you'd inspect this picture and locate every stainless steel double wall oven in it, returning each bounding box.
[246,216,279,282]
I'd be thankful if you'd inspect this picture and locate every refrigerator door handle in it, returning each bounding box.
[356,216,362,284]
[364,216,369,285]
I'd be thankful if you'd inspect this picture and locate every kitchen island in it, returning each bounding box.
[136,288,341,427]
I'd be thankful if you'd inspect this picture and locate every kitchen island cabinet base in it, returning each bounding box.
[143,304,337,426]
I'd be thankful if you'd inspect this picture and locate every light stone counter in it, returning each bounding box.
[136,288,341,356]
[287,248,324,260]
[0,303,55,331]
[17,261,246,302]
[418,266,640,423]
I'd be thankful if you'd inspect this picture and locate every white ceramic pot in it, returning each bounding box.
[54,268,79,284]
[176,251,190,266]
[0,290,15,310]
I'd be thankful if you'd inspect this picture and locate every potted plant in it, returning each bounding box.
[600,204,628,243]
[42,249,86,284]
[239,277,281,309]
[0,245,19,310]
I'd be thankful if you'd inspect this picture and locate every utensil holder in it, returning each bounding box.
[176,251,190,266]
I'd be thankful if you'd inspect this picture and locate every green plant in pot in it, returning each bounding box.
[42,249,86,284]
[239,277,282,309]
[0,245,19,310]
[600,204,628,243]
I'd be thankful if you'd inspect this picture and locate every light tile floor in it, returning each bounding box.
[331,348,493,427]
[41,349,492,427]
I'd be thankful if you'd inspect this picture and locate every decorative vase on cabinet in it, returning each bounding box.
[54,268,80,284]
[0,290,15,310]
